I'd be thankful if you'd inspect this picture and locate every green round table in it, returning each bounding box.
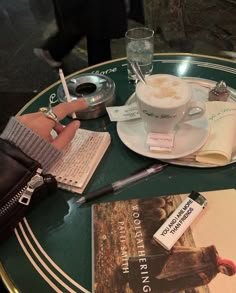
[1,54,236,293]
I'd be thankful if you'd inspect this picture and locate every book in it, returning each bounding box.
[49,128,111,194]
[92,189,236,293]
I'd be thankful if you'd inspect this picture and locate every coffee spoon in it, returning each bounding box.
[129,61,146,84]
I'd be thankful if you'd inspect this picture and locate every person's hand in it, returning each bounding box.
[18,99,87,150]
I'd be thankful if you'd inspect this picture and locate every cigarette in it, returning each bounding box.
[59,68,77,119]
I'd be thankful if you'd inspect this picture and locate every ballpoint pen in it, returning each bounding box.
[77,163,168,205]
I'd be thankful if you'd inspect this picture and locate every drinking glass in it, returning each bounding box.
[125,27,154,84]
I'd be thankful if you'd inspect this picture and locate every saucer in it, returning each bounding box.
[117,114,209,160]
[117,77,236,166]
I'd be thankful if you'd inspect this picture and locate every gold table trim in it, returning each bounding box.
[0,262,19,293]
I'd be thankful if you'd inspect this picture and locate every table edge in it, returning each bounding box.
[0,262,19,293]
[16,53,236,116]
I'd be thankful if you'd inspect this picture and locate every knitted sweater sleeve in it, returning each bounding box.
[0,117,61,171]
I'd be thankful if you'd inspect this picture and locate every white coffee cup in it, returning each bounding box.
[136,74,206,133]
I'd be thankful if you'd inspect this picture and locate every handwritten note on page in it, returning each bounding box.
[49,128,111,194]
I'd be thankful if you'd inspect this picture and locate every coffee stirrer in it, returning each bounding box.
[129,61,146,84]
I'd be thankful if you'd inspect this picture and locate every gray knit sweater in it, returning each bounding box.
[0,117,61,171]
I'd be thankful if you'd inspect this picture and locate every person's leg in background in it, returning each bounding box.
[42,31,84,61]
[128,0,145,24]
[34,0,86,67]
[34,31,84,67]
[86,36,112,66]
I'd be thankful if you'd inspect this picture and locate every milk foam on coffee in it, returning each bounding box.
[137,74,191,108]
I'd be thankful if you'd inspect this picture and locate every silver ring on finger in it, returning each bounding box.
[39,105,59,123]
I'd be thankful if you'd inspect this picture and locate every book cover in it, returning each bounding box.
[92,189,236,293]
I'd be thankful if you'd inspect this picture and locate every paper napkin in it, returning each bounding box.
[194,101,236,165]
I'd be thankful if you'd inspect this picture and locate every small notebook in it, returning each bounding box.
[49,128,111,194]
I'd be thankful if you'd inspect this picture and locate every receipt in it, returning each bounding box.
[106,103,140,121]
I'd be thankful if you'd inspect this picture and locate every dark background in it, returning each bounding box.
[0,0,236,121]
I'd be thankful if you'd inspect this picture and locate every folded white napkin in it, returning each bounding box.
[190,101,236,165]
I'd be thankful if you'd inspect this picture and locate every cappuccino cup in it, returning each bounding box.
[136,74,206,133]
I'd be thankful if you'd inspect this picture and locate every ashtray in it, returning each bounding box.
[57,73,116,120]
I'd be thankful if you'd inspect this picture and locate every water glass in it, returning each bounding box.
[125,27,154,84]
